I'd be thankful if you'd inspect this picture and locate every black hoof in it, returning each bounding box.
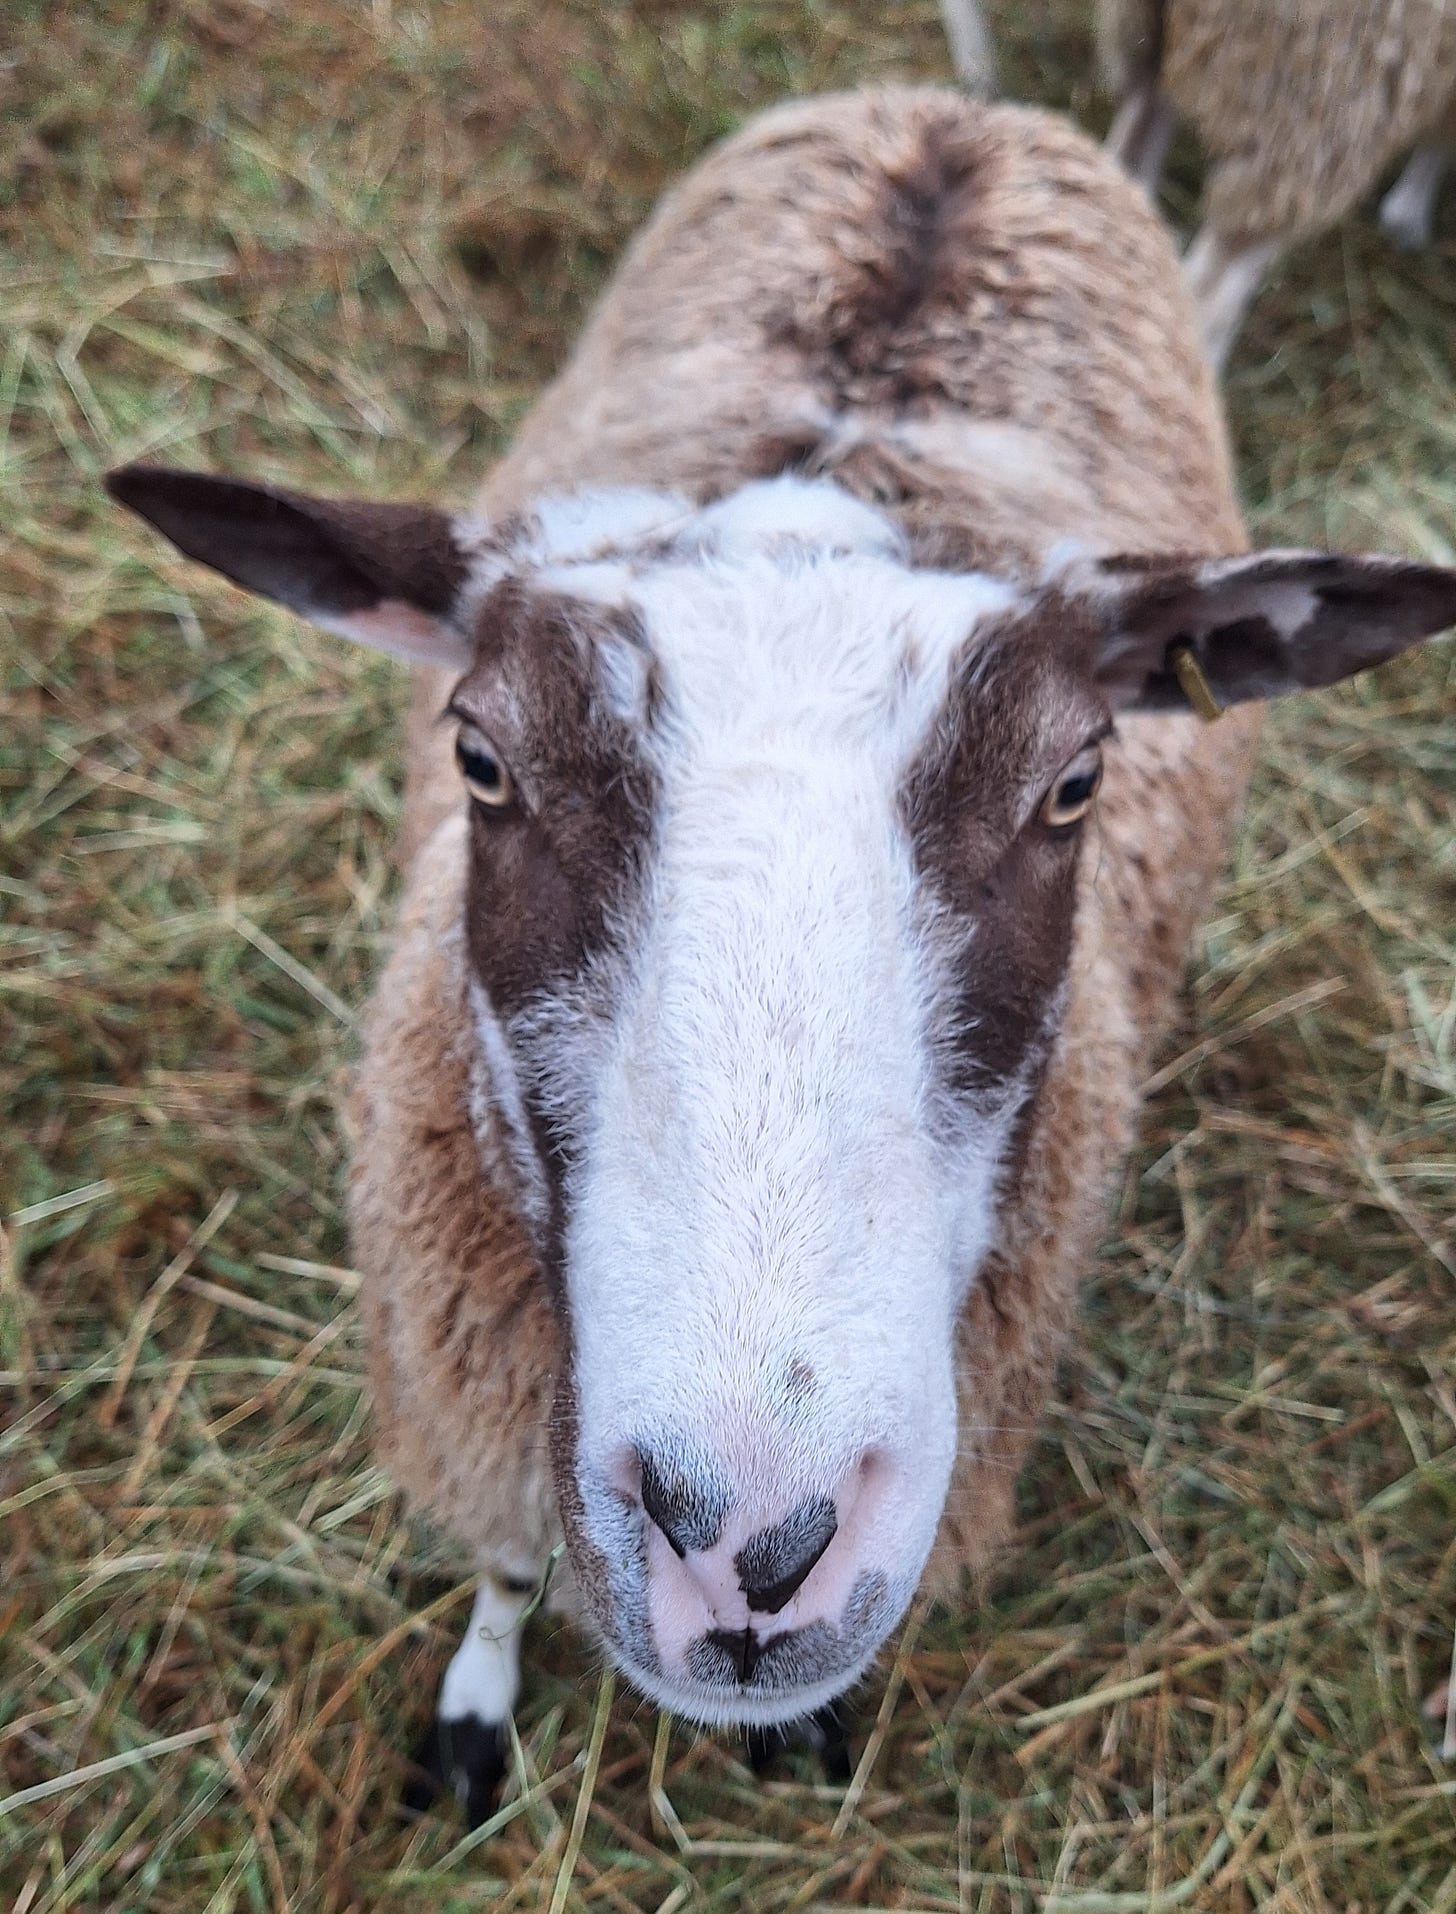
[403,1713,508,1830]
[745,1699,852,1783]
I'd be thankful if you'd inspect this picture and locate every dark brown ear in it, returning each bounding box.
[105,464,474,665]
[1083,550,1456,714]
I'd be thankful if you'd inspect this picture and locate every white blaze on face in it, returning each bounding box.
[517,481,1031,1597]
[457,479,1055,1698]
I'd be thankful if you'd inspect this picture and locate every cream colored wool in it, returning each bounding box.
[1101,0,1456,358]
[1118,0,1456,245]
[351,87,1262,1613]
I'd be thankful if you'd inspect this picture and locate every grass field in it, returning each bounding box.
[3,2,1455,1908]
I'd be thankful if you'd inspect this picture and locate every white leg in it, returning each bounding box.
[938,0,998,95]
[1107,81,1177,196]
[1183,227,1284,373]
[1379,144,1449,251]
[440,1575,531,1725]
[406,1571,538,1828]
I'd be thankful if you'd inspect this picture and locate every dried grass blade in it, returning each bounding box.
[548,1667,615,1914]
[97,1189,239,1429]
[0,1722,222,1816]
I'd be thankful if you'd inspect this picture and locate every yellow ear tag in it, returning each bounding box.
[1171,643,1222,723]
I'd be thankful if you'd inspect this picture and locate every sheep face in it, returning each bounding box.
[105,460,1456,1730]
[447,480,1102,1724]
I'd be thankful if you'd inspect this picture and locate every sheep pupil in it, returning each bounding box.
[460,743,501,792]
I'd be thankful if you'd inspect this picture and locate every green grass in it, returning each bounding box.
[2,2,1454,1907]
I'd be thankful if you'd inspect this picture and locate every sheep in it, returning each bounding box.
[938,0,998,94]
[932,2,1455,364]
[1101,0,1456,365]
[105,84,1456,1827]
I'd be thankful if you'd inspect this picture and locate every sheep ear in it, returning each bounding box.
[105,464,474,666]
[1084,550,1456,714]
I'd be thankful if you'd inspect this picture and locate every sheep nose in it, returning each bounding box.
[629,1439,863,1633]
[636,1451,839,1605]
[599,1438,910,1694]
[735,1493,838,1613]
[638,1447,730,1558]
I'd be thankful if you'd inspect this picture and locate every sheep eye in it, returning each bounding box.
[455,726,514,811]
[1039,749,1102,830]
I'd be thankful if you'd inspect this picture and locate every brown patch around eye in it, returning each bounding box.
[457,587,657,1016]
[900,609,1105,1117]
[453,585,659,1267]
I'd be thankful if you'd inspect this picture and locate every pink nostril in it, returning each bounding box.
[632,1445,730,1558]
[639,1454,687,1558]
[737,1493,838,1614]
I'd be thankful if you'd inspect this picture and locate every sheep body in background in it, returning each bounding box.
[107,85,1456,1827]
[1102,0,1456,362]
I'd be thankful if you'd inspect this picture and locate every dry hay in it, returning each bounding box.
[2,2,1453,1908]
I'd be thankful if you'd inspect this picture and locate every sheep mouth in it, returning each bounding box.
[603,1629,879,1730]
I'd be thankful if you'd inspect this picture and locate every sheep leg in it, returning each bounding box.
[403,1572,537,1828]
[1379,145,1450,251]
[1183,227,1283,372]
[746,1699,853,1783]
[1106,82,1177,196]
[938,0,998,96]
